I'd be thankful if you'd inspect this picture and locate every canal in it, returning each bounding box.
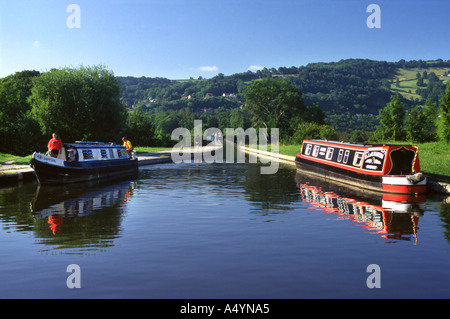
[0,160,449,299]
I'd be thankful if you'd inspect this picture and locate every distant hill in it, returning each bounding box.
[389,65,450,102]
[117,58,450,132]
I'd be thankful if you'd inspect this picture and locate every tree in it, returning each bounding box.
[229,108,251,129]
[375,94,405,141]
[29,65,126,143]
[289,122,337,144]
[404,99,438,143]
[244,78,307,141]
[349,129,372,143]
[0,70,42,155]
[437,83,450,143]
[416,77,425,87]
[123,105,156,146]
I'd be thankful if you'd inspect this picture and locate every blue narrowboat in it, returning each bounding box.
[30,141,138,185]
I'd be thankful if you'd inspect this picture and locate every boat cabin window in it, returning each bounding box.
[343,150,350,164]
[326,148,334,160]
[304,144,312,155]
[82,149,94,160]
[312,145,320,157]
[117,149,127,158]
[337,149,344,162]
[353,152,364,167]
[101,149,108,159]
[109,149,115,159]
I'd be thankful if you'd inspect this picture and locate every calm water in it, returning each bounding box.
[0,160,449,299]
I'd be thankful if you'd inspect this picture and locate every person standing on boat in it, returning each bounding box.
[47,133,63,158]
[122,137,133,155]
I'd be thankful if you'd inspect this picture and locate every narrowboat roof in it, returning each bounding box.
[64,141,123,149]
[304,140,413,148]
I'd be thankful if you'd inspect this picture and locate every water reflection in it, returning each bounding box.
[295,172,426,244]
[242,162,300,215]
[30,178,136,252]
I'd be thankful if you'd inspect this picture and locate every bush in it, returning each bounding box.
[288,122,338,144]
[437,83,450,143]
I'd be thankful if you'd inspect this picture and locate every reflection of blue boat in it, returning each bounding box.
[30,141,138,185]
[31,178,135,219]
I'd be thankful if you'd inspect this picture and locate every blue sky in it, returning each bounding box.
[1,0,449,79]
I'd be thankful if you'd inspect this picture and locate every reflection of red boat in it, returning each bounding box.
[295,140,427,194]
[295,174,425,244]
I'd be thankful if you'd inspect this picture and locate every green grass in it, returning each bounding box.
[135,146,173,153]
[0,153,32,166]
[279,145,301,157]
[416,141,450,182]
[246,143,300,156]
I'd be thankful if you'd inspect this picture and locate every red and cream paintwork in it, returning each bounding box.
[295,140,427,194]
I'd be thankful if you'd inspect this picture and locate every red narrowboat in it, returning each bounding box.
[295,140,426,194]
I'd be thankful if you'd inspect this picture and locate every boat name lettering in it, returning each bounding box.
[45,157,57,163]
[365,151,385,159]
[39,155,63,165]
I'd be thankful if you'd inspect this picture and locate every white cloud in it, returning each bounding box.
[198,65,218,72]
[248,65,264,71]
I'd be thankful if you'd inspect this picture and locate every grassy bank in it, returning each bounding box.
[0,153,33,166]
[416,142,450,182]
[134,146,173,153]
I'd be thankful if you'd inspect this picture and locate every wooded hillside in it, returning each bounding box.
[118,58,450,133]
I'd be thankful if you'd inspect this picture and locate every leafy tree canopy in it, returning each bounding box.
[29,65,126,143]
[375,95,405,141]
[244,78,307,139]
[438,83,450,143]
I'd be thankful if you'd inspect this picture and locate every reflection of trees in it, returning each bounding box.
[0,183,37,232]
[242,163,300,215]
[439,202,450,244]
[138,161,301,216]
[137,161,247,199]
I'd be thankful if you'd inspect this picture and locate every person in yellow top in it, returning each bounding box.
[122,137,134,155]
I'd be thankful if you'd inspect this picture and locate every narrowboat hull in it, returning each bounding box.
[295,140,427,195]
[30,152,138,185]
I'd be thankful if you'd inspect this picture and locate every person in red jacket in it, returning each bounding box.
[47,133,63,158]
